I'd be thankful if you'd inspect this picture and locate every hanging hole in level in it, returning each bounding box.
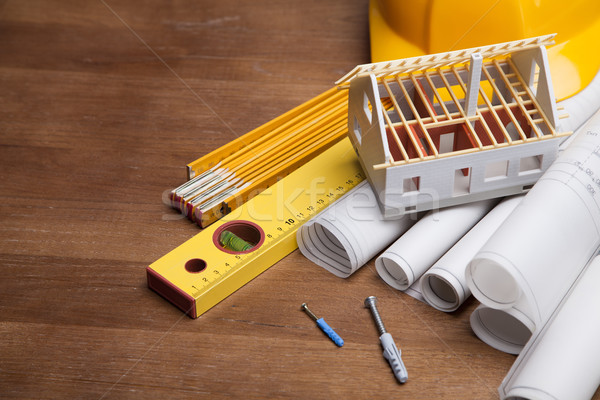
[185,258,207,274]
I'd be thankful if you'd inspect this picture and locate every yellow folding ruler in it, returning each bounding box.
[147,138,364,318]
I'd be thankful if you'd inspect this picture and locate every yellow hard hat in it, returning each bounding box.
[369,0,600,101]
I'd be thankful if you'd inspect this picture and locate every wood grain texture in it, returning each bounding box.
[0,1,597,399]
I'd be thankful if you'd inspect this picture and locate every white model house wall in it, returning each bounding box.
[376,138,561,216]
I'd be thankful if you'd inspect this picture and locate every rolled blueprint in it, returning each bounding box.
[469,301,535,355]
[557,70,600,137]
[421,195,523,312]
[375,199,497,291]
[297,181,417,278]
[499,254,600,400]
[467,72,600,355]
[466,110,600,330]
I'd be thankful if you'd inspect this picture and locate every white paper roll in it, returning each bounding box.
[421,195,523,312]
[499,254,600,400]
[375,199,497,291]
[467,111,600,328]
[557,70,600,138]
[297,181,417,278]
[469,303,535,355]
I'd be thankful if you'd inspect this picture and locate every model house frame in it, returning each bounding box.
[337,34,570,217]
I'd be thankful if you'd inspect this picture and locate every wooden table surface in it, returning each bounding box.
[1,1,597,399]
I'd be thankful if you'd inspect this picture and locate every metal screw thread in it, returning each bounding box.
[364,296,387,335]
[301,303,318,322]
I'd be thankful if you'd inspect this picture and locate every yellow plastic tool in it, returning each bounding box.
[369,0,600,101]
[147,138,364,318]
